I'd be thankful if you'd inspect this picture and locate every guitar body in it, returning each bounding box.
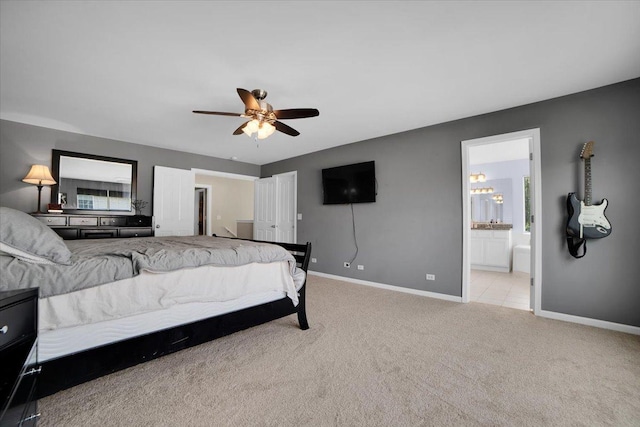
[566,192,612,239]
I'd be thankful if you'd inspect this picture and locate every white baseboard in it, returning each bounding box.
[538,310,640,336]
[308,271,463,303]
[308,271,640,336]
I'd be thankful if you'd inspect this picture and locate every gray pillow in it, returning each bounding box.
[0,207,72,265]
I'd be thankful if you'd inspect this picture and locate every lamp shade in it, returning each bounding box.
[22,165,56,186]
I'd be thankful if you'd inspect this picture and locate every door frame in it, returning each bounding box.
[461,128,542,315]
[191,169,259,182]
[194,184,212,236]
[192,168,258,238]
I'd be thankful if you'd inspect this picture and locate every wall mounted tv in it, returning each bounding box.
[322,161,376,205]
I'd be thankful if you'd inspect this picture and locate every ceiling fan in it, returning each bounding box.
[193,88,319,139]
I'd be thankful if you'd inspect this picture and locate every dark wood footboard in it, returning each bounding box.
[37,240,311,397]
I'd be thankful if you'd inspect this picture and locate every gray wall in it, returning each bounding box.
[262,78,640,328]
[0,120,259,214]
[1,79,638,328]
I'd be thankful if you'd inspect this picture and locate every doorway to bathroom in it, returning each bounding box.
[461,129,541,314]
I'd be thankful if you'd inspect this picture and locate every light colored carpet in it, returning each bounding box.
[40,275,640,426]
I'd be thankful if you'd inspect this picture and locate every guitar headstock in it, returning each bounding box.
[580,141,595,159]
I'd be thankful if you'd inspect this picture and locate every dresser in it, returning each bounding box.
[32,214,154,240]
[0,288,40,426]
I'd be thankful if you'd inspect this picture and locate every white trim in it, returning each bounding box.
[461,128,542,315]
[308,271,463,303]
[530,130,542,315]
[539,310,640,336]
[191,168,258,181]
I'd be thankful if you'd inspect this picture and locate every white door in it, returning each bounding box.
[253,177,277,241]
[153,166,195,236]
[253,172,297,243]
[275,172,296,243]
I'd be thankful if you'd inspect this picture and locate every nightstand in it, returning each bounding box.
[0,288,40,426]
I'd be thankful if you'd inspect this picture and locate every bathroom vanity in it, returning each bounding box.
[470,224,512,272]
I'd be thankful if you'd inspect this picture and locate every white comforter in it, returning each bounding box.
[40,261,302,331]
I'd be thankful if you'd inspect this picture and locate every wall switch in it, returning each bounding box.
[344,262,351,268]
[216,215,222,220]
[357,265,364,270]
[297,213,302,220]
[311,258,317,263]
[426,274,435,281]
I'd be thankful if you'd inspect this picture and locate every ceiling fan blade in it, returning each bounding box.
[237,88,260,110]
[233,121,249,135]
[274,121,300,137]
[273,108,320,120]
[193,110,243,117]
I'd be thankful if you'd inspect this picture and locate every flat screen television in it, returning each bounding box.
[322,161,376,204]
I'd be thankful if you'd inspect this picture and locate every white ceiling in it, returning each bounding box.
[1,1,639,166]
[469,138,530,165]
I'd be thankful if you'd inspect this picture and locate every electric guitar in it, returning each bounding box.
[566,141,611,239]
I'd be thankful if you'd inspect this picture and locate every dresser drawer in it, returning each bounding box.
[1,341,39,427]
[80,229,118,239]
[100,217,127,226]
[35,216,67,226]
[20,396,40,427]
[0,298,36,350]
[69,217,98,226]
[125,216,152,227]
[119,228,153,238]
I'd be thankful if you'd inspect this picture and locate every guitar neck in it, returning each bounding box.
[584,157,592,206]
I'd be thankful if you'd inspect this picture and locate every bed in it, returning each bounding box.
[0,207,311,397]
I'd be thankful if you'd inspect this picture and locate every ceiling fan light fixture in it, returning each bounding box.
[242,119,260,137]
[242,119,276,140]
[257,122,276,139]
[194,88,318,138]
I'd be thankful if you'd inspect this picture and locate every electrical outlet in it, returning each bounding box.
[344,262,351,268]
[311,258,317,263]
[426,273,435,281]
[297,213,302,220]
[357,265,364,270]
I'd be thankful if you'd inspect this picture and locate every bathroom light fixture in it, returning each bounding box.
[469,173,486,183]
[492,194,504,203]
[470,187,494,195]
[22,164,57,213]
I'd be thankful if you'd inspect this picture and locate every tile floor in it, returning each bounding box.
[470,269,531,311]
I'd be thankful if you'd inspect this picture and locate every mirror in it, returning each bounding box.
[471,178,512,224]
[51,150,137,215]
